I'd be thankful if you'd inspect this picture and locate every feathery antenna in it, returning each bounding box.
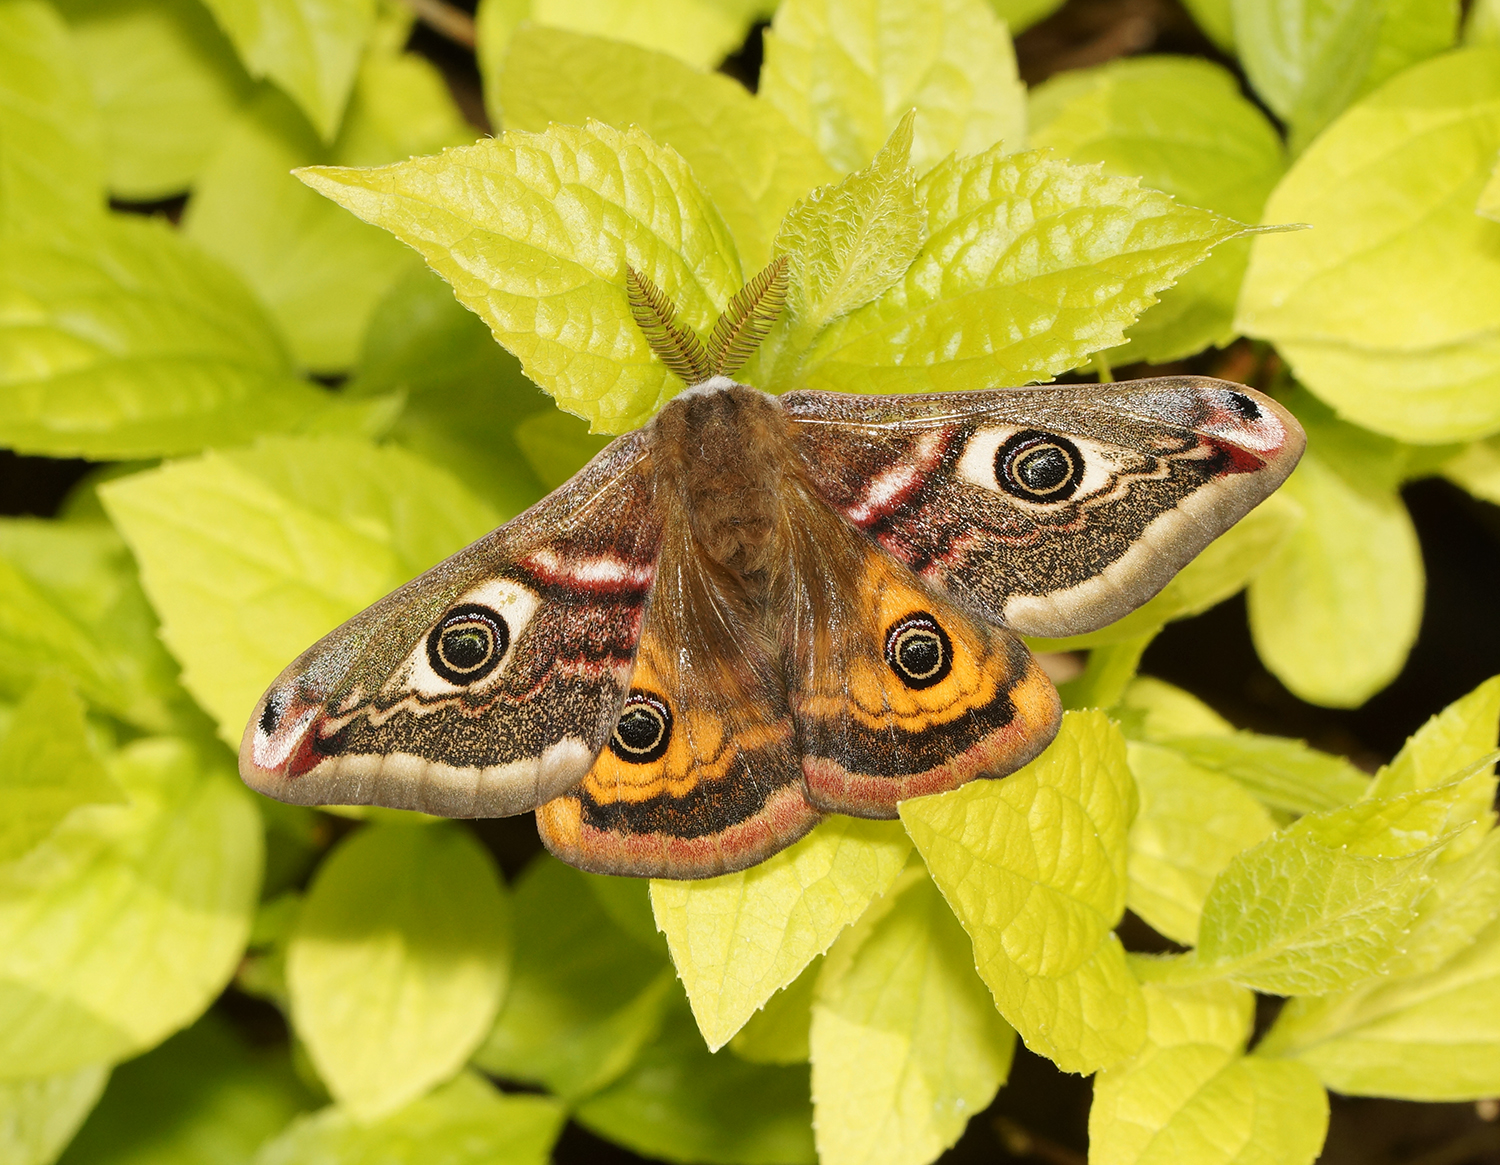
[706,256,789,377]
[625,268,712,385]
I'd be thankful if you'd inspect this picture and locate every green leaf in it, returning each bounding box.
[729,958,821,1065]
[1371,675,1500,800]
[1089,977,1328,1165]
[184,51,472,373]
[1126,742,1277,946]
[473,856,674,1101]
[794,145,1254,396]
[57,1013,312,1165]
[760,0,1026,175]
[496,25,835,269]
[100,436,498,746]
[1179,0,1235,51]
[299,122,744,433]
[1030,490,1301,652]
[1367,675,1500,860]
[0,676,126,864]
[0,0,104,233]
[0,213,337,459]
[55,0,253,200]
[900,710,1146,1074]
[1028,56,1285,365]
[650,817,910,1051]
[1054,637,1153,713]
[512,409,613,493]
[0,519,187,733]
[810,870,1015,1165]
[348,267,550,516]
[1234,0,1458,153]
[1471,0,1500,43]
[0,1066,107,1165]
[1113,677,1233,742]
[198,0,375,139]
[1442,435,1500,503]
[575,994,817,1165]
[1246,452,1423,708]
[255,1072,565,1165]
[286,823,510,1119]
[1157,733,1369,817]
[1186,776,1488,994]
[984,0,1066,33]
[755,114,923,387]
[476,0,758,107]
[1236,47,1500,443]
[1258,829,1500,1099]
[0,738,261,1077]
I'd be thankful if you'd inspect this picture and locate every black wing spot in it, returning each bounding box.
[885,613,953,690]
[427,604,510,685]
[259,693,282,736]
[995,431,1083,502]
[1226,391,1262,421]
[609,691,673,764]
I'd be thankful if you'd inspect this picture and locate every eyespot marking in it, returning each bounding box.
[884,612,952,690]
[426,604,509,686]
[995,431,1083,502]
[609,691,673,764]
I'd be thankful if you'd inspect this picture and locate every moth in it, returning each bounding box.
[241,265,1304,879]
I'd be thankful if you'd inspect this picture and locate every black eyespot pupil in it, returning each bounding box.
[616,708,663,751]
[898,633,942,679]
[1015,446,1071,492]
[441,626,491,671]
[426,604,509,685]
[609,692,672,764]
[884,613,953,690]
[259,695,281,736]
[995,431,1083,502]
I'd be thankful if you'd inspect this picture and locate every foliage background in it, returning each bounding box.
[3,0,1500,1163]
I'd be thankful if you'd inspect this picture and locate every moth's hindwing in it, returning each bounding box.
[784,495,1061,816]
[239,433,661,818]
[536,517,822,879]
[783,376,1305,639]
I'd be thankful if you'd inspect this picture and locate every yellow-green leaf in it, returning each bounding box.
[0,739,261,1077]
[1090,976,1327,1165]
[1029,56,1285,365]
[1247,452,1423,708]
[1188,776,1489,994]
[198,0,375,139]
[299,122,744,433]
[1236,47,1500,442]
[0,676,125,864]
[650,817,910,1050]
[900,710,1146,1073]
[0,0,104,233]
[286,823,510,1119]
[796,145,1254,396]
[760,0,1025,174]
[474,857,673,1101]
[56,0,253,200]
[1126,742,1277,947]
[0,1065,108,1165]
[496,25,834,269]
[255,1072,564,1165]
[1259,829,1500,1100]
[810,870,1015,1165]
